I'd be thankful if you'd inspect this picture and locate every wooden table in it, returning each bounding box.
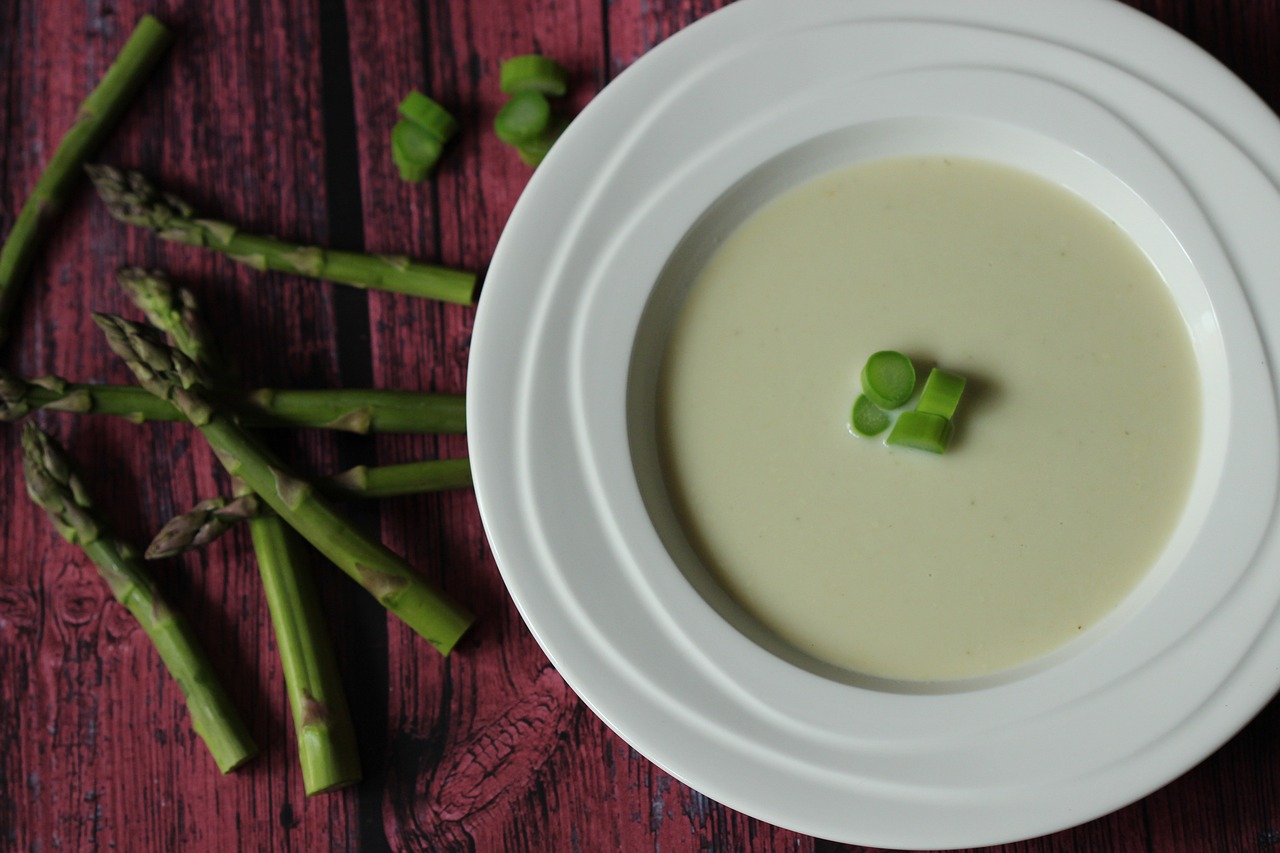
[3,1,1280,850]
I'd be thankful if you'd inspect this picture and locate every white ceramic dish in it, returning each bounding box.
[467,0,1280,847]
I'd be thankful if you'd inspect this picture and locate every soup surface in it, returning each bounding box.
[656,156,1201,681]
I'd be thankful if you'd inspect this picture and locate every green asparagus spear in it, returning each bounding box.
[129,270,361,794]
[86,165,476,305]
[0,370,466,434]
[0,16,172,349]
[94,313,474,654]
[20,423,256,773]
[147,459,473,558]
[248,510,362,794]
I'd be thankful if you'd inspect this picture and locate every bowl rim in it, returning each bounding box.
[467,0,1280,846]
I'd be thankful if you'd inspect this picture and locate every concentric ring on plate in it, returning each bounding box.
[469,1,1280,846]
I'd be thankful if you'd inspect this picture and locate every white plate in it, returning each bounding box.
[467,0,1280,847]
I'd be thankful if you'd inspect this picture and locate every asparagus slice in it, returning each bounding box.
[148,459,474,558]
[0,370,466,434]
[0,16,172,349]
[86,165,476,305]
[20,423,256,773]
[94,313,474,655]
[126,270,361,794]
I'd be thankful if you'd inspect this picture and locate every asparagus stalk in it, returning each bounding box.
[94,313,474,654]
[20,423,256,773]
[148,458,474,558]
[248,510,362,794]
[86,165,476,305]
[0,370,466,434]
[327,457,472,499]
[128,270,361,794]
[0,16,173,349]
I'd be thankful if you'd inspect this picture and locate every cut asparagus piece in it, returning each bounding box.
[86,165,476,305]
[515,116,569,167]
[20,423,256,773]
[499,54,570,96]
[0,370,466,434]
[94,313,474,654]
[494,91,552,145]
[850,394,890,437]
[860,350,916,410]
[886,410,954,454]
[392,92,457,181]
[148,459,474,558]
[0,16,172,349]
[397,90,458,142]
[392,121,445,182]
[915,368,967,420]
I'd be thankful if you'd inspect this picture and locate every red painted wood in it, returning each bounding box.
[3,1,1280,851]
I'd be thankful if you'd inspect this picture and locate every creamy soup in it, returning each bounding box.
[656,156,1200,681]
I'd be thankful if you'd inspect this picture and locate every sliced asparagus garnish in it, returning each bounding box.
[87,165,476,304]
[94,313,474,655]
[20,423,256,773]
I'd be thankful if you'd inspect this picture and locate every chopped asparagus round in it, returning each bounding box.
[850,394,890,437]
[515,116,568,166]
[397,90,458,141]
[392,120,445,181]
[495,91,552,145]
[860,350,916,409]
[500,54,570,97]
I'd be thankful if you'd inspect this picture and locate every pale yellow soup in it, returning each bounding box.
[656,156,1201,681]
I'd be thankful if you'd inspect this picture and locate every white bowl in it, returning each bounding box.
[467,0,1280,846]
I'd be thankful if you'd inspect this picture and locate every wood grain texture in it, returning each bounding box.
[3,1,1280,851]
